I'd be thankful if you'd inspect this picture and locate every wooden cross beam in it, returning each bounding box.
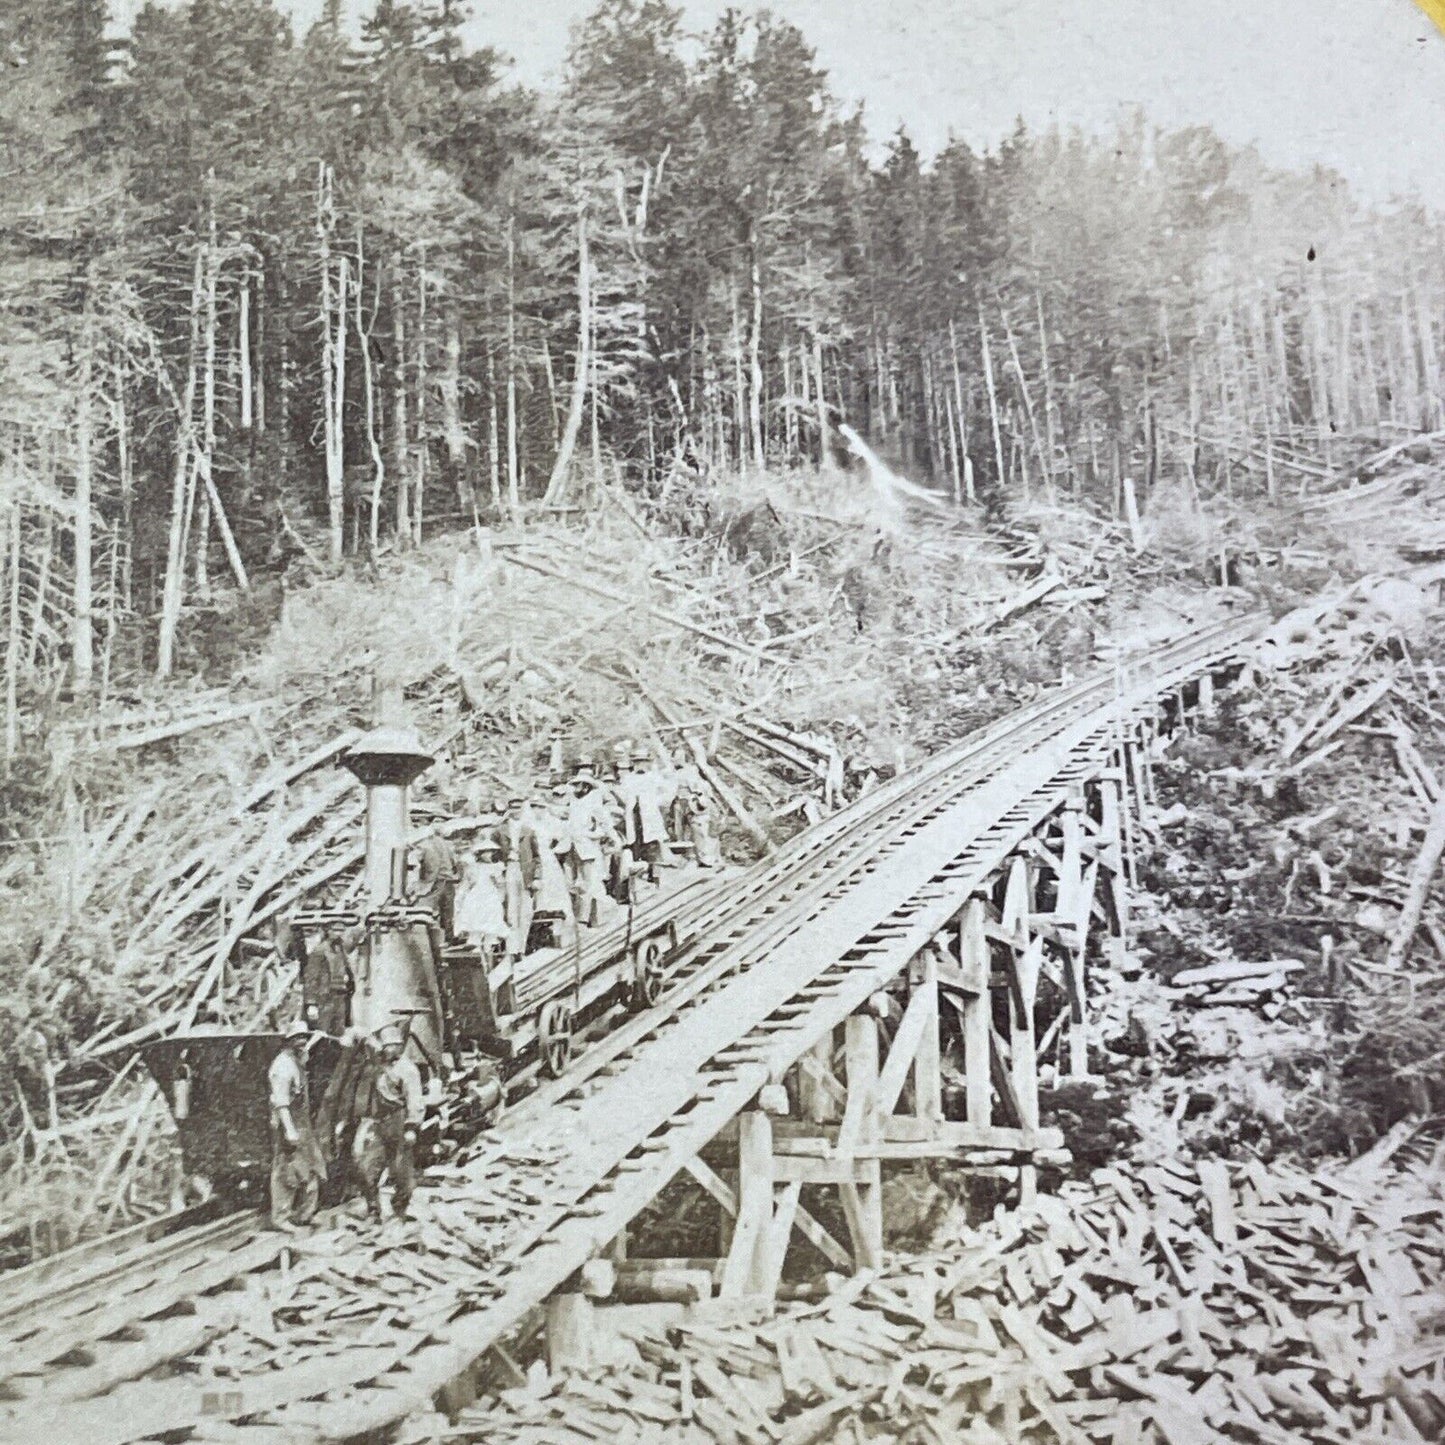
[684,1153,851,1273]
[870,968,939,1122]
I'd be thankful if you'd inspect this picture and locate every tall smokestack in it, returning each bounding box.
[342,717,440,1050]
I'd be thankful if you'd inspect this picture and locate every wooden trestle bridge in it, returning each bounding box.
[0,614,1259,1445]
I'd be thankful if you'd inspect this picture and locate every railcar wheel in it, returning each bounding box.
[539,1000,574,1078]
[630,936,666,1011]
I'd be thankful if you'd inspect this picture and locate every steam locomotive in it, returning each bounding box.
[142,720,728,1204]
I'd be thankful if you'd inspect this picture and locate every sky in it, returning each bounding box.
[114,0,1445,209]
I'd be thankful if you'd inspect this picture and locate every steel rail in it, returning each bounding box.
[0,1209,257,1346]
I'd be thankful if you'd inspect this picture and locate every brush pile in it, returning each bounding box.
[0,487,1083,1255]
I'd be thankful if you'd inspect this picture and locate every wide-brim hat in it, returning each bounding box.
[284,1022,311,1042]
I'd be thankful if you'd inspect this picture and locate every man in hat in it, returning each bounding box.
[301,929,354,1036]
[267,1023,327,1230]
[619,748,671,886]
[354,1022,425,1221]
[530,784,577,944]
[411,829,459,963]
[561,764,618,926]
[489,797,539,959]
[669,747,719,868]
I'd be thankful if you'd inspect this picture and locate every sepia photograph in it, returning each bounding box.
[0,0,1443,1440]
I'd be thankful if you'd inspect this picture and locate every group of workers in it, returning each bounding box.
[266,1018,423,1231]
[438,744,720,963]
[259,743,717,1231]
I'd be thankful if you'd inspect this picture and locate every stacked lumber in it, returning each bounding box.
[448,1148,1445,1444]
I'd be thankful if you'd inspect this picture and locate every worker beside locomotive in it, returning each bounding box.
[149,732,712,1229]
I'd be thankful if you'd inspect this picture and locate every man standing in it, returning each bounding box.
[562,765,617,926]
[355,1022,425,1221]
[268,1023,326,1231]
[302,930,353,1035]
[489,797,539,959]
[669,748,720,867]
[412,829,459,963]
[619,748,671,885]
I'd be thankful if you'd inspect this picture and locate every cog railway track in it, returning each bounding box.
[0,615,1260,1445]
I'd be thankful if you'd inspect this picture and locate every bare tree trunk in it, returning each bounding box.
[276,253,293,484]
[944,385,962,504]
[4,502,20,764]
[486,343,501,510]
[318,164,346,563]
[195,452,249,591]
[543,207,591,505]
[254,256,266,435]
[813,334,828,470]
[1037,293,1058,487]
[1335,302,1353,434]
[947,318,973,501]
[1359,308,1381,429]
[730,280,747,473]
[1271,308,1293,440]
[72,290,95,692]
[979,307,1006,491]
[540,335,561,445]
[506,218,519,515]
[100,520,119,703]
[749,231,765,472]
[782,345,795,463]
[413,250,426,546]
[111,357,133,610]
[440,303,468,510]
[157,248,204,680]
[392,257,410,544]
[1001,305,1046,496]
[589,300,602,485]
[195,191,219,594]
[27,516,52,671]
[872,324,887,441]
[239,267,253,431]
[356,229,385,553]
[1417,283,1442,429]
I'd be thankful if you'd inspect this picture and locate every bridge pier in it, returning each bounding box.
[697,730,1143,1295]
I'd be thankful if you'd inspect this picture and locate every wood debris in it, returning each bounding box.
[1165,959,1305,1010]
[449,1147,1445,1444]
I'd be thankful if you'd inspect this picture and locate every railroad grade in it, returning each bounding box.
[0,615,1260,1445]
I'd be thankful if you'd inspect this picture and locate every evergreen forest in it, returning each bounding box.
[2,0,1443,719]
